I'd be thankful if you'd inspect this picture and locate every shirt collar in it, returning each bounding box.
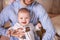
[13,0,36,8]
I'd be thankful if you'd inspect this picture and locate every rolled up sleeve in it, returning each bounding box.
[0,7,10,35]
[35,4,55,40]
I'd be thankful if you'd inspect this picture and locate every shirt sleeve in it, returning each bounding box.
[34,4,55,40]
[0,7,10,27]
[0,6,12,36]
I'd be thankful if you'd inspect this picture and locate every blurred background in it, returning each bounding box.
[0,0,60,13]
[0,0,60,40]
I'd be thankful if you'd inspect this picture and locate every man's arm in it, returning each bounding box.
[0,7,10,27]
[0,7,10,36]
[35,4,55,40]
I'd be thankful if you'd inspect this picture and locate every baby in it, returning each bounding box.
[7,8,41,40]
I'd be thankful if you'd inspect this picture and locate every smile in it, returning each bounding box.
[22,22,26,24]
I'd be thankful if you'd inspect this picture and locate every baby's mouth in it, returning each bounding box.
[22,22,26,24]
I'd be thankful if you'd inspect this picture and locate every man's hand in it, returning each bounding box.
[11,28,25,38]
[6,29,13,37]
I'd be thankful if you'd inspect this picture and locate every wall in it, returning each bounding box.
[37,0,53,12]
[51,0,60,13]
[0,0,3,12]
[37,0,60,13]
[0,0,60,13]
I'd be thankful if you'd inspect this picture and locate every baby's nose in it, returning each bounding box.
[28,0,32,1]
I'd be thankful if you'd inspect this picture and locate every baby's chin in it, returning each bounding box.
[21,24,28,26]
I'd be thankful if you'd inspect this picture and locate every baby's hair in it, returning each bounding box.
[18,8,31,19]
[18,8,30,14]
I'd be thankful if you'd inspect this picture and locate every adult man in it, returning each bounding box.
[0,0,55,40]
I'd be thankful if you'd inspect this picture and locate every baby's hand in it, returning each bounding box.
[36,23,42,30]
[16,28,25,38]
[37,23,41,28]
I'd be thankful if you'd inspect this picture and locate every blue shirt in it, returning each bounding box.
[0,0,55,40]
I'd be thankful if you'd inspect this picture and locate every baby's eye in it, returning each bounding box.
[20,18,23,19]
[26,17,29,19]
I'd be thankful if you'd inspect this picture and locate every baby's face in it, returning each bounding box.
[18,12,30,26]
